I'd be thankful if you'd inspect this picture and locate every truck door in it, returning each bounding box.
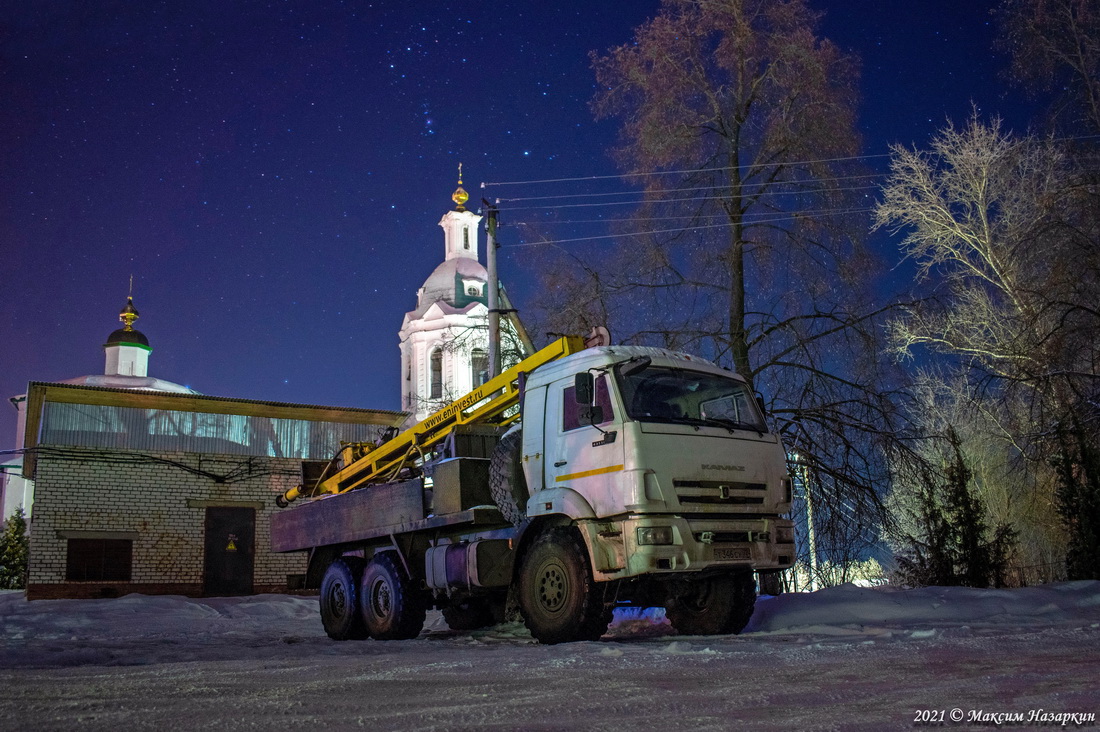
[544,373,624,516]
[521,384,548,494]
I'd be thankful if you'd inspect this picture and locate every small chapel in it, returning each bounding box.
[398,170,531,423]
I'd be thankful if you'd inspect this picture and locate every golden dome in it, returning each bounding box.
[452,162,469,211]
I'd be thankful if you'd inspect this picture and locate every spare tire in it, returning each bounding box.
[489,426,528,525]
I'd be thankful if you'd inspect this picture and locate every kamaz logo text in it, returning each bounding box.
[702,464,745,471]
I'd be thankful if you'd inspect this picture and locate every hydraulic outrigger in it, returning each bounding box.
[275,335,585,507]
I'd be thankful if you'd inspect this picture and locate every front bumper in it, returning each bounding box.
[579,514,796,580]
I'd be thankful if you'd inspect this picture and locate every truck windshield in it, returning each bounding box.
[616,366,767,433]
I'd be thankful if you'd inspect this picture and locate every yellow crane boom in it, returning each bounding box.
[276,335,584,506]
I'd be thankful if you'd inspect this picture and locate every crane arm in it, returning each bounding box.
[276,335,584,506]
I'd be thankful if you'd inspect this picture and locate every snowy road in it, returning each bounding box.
[1,583,1098,731]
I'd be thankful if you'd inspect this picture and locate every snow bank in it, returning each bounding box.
[1,584,1098,731]
[2,580,1098,664]
[747,580,1100,637]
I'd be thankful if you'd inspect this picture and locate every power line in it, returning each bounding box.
[482,152,894,188]
[482,132,1100,190]
[503,184,881,213]
[496,175,885,203]
[506,207,875,248]
[513,200,878,229]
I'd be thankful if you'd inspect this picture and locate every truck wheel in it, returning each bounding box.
[441,597,499,631]
[665,570,756,636]
[758,570,783,596]
[359,551,427,640]
[489,426,528,525]
[319,557,369,641]
[518,528,612,644]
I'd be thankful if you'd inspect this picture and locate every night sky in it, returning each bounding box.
[0,1,1033,448]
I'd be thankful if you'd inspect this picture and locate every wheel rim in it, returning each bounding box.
[536,560,568,614]
[329,582,348,618]
[369,577,393,619]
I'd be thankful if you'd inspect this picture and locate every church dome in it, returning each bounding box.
[104,327,150,348]
[412,256,488,317]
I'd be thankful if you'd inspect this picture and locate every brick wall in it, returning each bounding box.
[26,447,308,600]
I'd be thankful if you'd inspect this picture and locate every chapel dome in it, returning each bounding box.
[104,327,150,348]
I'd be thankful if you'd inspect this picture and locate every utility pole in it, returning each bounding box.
[483,199,501,379]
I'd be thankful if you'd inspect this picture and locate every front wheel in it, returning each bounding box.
[359,551,427,640]
[518,528,611,644]
[319,557,369,641]
[665,570,757,636]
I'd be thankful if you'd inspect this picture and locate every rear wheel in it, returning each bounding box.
[319,557,369,641]
[665,570,757,635]
[758,571,783,597]
[518,528,611,644]
[359,551,427,640]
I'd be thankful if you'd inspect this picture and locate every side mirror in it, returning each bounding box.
[755,391,767,416]
[574,372,594,404]
[580,405,605,425]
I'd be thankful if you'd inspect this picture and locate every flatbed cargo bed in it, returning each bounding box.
[270,477,508,552]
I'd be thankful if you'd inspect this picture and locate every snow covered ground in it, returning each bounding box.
[1,582,1098,731]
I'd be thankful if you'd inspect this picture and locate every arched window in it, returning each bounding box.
[430,349,443,399]
[463,227,470,250]
[471,348,488,386]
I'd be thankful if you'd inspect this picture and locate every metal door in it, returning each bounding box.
[203,507,255,596]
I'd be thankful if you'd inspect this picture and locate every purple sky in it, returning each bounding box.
[0,1,1032,448]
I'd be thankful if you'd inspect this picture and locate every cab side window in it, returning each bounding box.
[562,375,614,431]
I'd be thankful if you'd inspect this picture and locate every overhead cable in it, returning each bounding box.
[506,207,875,248]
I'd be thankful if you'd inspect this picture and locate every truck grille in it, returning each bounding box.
[674,479,766,506]
[694,531,751,543]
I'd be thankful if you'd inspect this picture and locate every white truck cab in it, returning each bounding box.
[519,346,794,582]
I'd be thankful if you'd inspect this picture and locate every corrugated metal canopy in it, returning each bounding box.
[22,382,408,477]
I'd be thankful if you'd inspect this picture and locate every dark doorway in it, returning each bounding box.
[203,507,255,596]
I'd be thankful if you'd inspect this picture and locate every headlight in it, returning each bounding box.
[636,526,674,545]
[776,525,795,543]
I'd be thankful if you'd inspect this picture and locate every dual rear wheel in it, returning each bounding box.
[319,552,426,641]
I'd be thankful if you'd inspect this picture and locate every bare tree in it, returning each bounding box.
[525,0,909,576]
[998,0,1100,134]
[876,113,1100,579]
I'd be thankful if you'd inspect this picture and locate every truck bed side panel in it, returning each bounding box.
[270,479,425,552]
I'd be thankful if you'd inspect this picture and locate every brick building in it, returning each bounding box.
[21,382,403,600]
[6,298,404,600]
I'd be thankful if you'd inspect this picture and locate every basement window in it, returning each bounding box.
[66,538,133,582]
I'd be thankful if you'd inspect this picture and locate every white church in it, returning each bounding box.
[398,173,530,424]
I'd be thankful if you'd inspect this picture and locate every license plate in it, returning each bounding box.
[714,547,750,561]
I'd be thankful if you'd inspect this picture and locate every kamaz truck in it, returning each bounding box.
[271,334,794,644]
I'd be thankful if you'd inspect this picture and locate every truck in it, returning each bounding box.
[271,334,794,644]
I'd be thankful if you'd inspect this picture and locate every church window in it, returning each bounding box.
[467,286,479,296]
[430,349,443,399]
[471,349,488,386]
[463,227,470,250]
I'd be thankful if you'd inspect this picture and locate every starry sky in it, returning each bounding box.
[0,0,1036,448]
